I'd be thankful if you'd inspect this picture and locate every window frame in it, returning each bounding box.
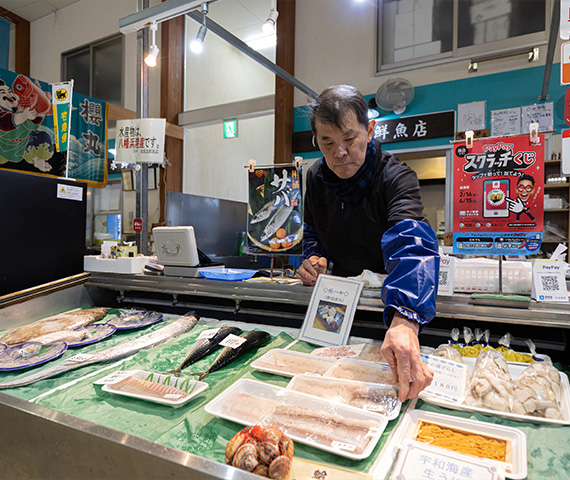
[61,33,124,107]
[375,0,551,75]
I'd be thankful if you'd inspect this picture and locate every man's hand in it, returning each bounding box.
[506,197,524,213]
[296,256,327,286]
[380,312,433,401]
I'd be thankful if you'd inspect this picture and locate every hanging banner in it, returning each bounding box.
[0,67,108,187]
[115,118,165,164]
[452,134,544,255]
[247,165,303,254]
[51,81,73,153]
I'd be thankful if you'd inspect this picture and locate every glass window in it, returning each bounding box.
[62,35,123,106]
[378,0,547,69]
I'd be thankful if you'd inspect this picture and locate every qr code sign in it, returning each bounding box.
[439,270,449,286]
[541,275,560,291]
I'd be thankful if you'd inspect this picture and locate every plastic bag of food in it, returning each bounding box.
[433,344,464,363]
[464,350,514,412]
[511,362,564,419]
[225,425,294,479]
[496,333,534,363]
[449,327,461,350]
[460,327,480,357]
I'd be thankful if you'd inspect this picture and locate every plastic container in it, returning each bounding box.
[198,268,256,281]
[395,410,527,479]
[324,357,396,385]
[250,348,337,377]
[204,378,387,460]
[453,258,532,294]
[84,255,151,274]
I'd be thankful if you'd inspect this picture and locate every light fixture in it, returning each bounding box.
[262,0,278,35]
[144,21,159,67]
[190,2,208,54]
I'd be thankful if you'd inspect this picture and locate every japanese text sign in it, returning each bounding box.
[420,354,468,403]
[531,260,569,303]
[116,118,165,164]
[51,81,73,153]
[452,134,544,255]
[373,111,455,144]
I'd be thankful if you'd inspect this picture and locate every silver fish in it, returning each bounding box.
[0,313,199,389]
[250,201,277,224]
[260,191,300,242]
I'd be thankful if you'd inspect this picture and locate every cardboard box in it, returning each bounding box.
[395,12,414,48]
[414,40,441,57]
[398,0,414,14]
[470,1,511,23]
[414,9,434,45]
[395,46,415,62]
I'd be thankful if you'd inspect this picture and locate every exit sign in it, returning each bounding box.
[223,119,237,139]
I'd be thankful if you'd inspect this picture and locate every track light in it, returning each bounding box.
[144,21,159,67]
[190,2,208,54]
[262,0,278,35]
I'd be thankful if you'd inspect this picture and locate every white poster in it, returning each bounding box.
[115,118,166,164]
[299,274,364,347]
[457,101,486,132]
[522,103,553,133]
[491,107,521,136]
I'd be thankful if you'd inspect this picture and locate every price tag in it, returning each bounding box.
[196,327,220,341]
[311,344,365,358]
[331,441,356,452]
[421,354,467,402]
[94,369,135,385]
[219,334,246,349]
[67,353,95,363]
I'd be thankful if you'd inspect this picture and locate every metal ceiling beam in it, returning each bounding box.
[540,0,560,100]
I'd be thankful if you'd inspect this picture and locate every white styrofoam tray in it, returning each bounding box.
[84,255,151,274]
[420,358,570,426]
[394,410,527,479]
[286,374,402,421]
[250,348,337,377]
[204,378,388,460]
[95,369,208,407]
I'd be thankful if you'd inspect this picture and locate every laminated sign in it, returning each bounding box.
[115,118,165,164]
[452,134,544,255]
[247,165,302,254]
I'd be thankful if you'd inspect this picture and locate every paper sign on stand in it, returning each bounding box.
[298,274,364,347]
[437,256,455,296]
[115,118,165,164]
[420,354,468,403]
[531,260,569,302]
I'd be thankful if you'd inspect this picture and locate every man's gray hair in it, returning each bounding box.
[309,85,368,135]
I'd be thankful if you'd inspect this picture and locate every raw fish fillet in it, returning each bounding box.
[108,375,189,401]
[0,314,199,389]
[0,308,108,346]
[30,329,88,345]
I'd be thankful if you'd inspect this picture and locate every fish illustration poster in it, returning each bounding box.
[0,67,108,187]
[247,165,303,254]
[452,133,544,255]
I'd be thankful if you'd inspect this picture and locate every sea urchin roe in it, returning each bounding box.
[415,422,508,462]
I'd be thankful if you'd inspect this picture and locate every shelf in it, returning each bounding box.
[544,183,570,189]
[541,240,569,244]
[544,208,570,212]
[545,159,561,164]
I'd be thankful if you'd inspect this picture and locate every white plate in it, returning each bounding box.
[97,370,208,408]
[420,358,570,426]
[204,378,388,460]
[394,410,527,479]
[250,348,337,377]
[286,374,402,421]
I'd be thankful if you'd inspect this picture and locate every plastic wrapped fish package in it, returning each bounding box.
[251,349,336,377]
[324,357,397,385]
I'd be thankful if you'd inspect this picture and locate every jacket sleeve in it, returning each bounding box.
[301,222,329,262]
[380,219,439,329]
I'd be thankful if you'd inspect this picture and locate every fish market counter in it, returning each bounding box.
[0,275,569,479]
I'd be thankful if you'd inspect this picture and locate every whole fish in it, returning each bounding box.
[168,326,242,376]
[12,75,52,115]
[193,330,270,381]
[260,191,300,242]
[0,313,199,390]
[0,307,108,346]
[250,201,277,224]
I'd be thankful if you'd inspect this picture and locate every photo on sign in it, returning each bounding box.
[313,301,346,334]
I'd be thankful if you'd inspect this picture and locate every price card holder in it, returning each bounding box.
[531,259,569,302]
[195,327,220,342]
[420,354,468,403]
[298,274,364,347]
[437,256,455,296]
[94,369,136,385]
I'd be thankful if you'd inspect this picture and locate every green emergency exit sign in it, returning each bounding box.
[223,119,238,139]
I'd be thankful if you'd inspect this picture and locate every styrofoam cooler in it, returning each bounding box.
[453,258,532,294]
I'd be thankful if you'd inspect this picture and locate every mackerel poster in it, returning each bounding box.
[452,134,544,255]
[247,165,302,254]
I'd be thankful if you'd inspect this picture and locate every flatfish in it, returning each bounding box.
[193,330,270,381]
[169,326,242,376]
[0,308,108,346]
[0,313,199,389]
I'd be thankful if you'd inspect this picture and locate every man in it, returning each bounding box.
[297,85,439,401]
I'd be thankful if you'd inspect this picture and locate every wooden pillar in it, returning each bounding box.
[0,8,30,76]
[274,0,295,165]
[159,14,185,224]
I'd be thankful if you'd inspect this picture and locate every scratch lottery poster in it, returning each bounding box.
[247,166,302,255]
[453,134,544,255]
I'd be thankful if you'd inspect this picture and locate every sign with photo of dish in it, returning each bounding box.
[247,165,302,254]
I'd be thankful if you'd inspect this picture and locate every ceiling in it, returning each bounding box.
[0,0,272,43]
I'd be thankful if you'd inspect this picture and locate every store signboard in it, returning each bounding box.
[562,42,570,85]
[115,118,165,164]
[452,134,544,255]
[372,111,455,144]
[562,0,570,40]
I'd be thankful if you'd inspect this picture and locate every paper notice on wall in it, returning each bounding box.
[522,103,553,133]
[491,107,521,136]
[115,118,165,164]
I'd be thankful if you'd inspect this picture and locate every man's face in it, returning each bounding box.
[315,110,374,180]
[516,179,535,202]
[0,85,18,111]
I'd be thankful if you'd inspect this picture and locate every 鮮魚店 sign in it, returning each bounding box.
[373,111,455,144]
[452,134,544,255]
